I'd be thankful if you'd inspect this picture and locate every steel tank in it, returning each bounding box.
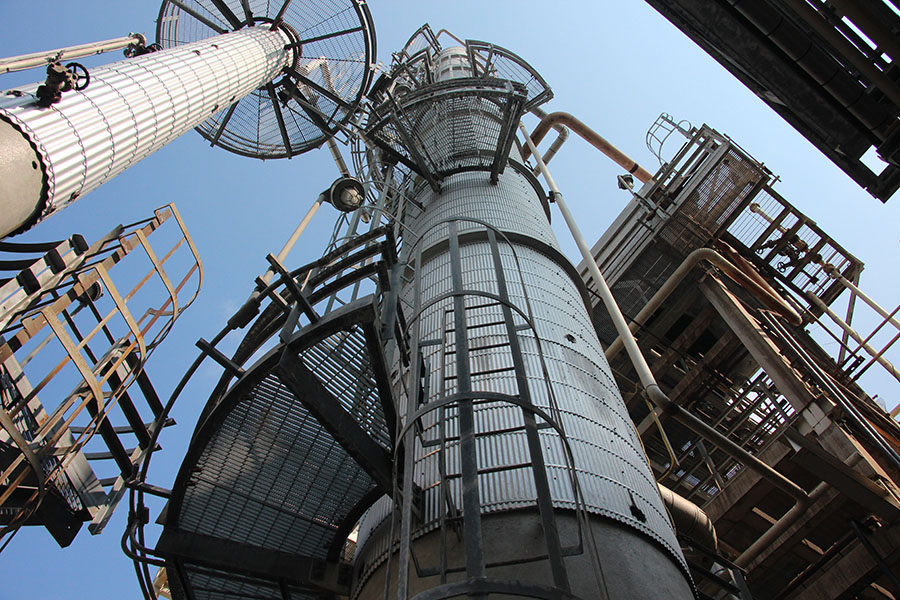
[354,46,695,599]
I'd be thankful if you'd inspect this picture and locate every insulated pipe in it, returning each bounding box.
[529,106,569,171]
[658,484,718,552]
[603,247,803,360]
[519,123,809,503]
[520,112,654,183]
[259,197,326,286]
[822,263,900,333]
[0,34,148,74]
[0,26,291,237]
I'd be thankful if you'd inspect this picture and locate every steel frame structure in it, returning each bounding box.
[643,0,900,202]
[589,121,900,598]
[0,204,201,546]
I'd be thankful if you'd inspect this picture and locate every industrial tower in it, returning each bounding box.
[123,12,695,600]
[2,2,900,600]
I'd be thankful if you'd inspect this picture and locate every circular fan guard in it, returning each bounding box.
[156,0,375,159]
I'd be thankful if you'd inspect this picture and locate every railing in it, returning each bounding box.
[0,204,201,544]
[647,369,797,505]
[123,223,403,600]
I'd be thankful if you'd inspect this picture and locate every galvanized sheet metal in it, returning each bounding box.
[357,169,687,583]
[0,27,289,226]
[413,169,559,252]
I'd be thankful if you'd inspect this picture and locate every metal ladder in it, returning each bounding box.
[389,218,602,599]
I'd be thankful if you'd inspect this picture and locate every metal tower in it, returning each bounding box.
[0,0,374,237]
[352,29,694,598]
[122,18,696,600]
[4,3,900,600]
[0,0,373,556]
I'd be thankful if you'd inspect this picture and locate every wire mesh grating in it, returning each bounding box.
[465,40,553,110]
[156,0,374,158]
[176,366,378,557]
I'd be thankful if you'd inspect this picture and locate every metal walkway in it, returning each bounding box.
[146,227,403,600]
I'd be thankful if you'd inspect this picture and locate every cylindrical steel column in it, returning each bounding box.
[355,167,694,599]
[354,46,694,599]
[0,26,291,237]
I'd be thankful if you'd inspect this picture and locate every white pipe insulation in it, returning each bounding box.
[0,26,291,237]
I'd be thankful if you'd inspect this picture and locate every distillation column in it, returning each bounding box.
[354,44,695,598]
[0,26,292,237]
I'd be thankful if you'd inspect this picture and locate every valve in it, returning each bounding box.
[35,61,89,107]
[124,42,161,58]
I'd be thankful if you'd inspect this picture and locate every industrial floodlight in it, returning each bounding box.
[326,176,366,212]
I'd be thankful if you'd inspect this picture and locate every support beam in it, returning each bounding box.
[791,521,900,599]
[277,333,393,492]
[156,529,351,595]
[699,277,819,416]
[787,427,900,521]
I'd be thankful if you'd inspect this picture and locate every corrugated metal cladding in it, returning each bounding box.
[435,47,474,81]
[356,169,687,576]
[413,170,558,251]
[0,27,289,222]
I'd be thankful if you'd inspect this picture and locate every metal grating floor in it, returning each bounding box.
[366,78,526,183]
[161,298,394,599]
[177,370,374,556]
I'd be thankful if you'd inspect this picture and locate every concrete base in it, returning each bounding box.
[0,116,44,237]
[353,509,695,599]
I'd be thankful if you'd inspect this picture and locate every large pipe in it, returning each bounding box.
[734,482,829,568]
[603,246,802,360]
[358,45,697,595]
[822,263,900,333]
[0,34,148,74]
[520,111,654,183]
[520,123,809,503]
[658,484,718,552]
[0,26,291,237]
[529,106,569,171]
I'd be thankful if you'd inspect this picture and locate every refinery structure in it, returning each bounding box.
[1,2,900,599]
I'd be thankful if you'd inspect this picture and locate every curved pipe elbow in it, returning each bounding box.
[522,111,653,183]
[605,246,801,360]
[658,483,718,552]
[701,245,802,326]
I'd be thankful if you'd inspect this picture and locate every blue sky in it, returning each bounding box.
[1,1,898,598]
